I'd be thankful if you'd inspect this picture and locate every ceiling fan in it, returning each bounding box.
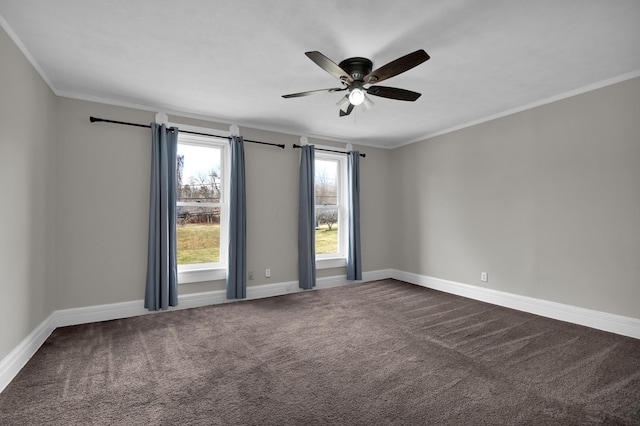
[282,49,430,117]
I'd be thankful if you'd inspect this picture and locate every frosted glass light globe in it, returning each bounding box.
[348,88,365,106]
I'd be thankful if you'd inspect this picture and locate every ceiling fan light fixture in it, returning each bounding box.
[348,88,365,106]
[336,95,351,113]
[362,95,374,111]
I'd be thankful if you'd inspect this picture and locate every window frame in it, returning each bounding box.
[314,149,349,269]
[173,124,230,283]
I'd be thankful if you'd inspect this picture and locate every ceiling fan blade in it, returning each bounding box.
[366,86,422,101]
[364,49,430,84]
[305,51,353,83]
[339,103,354,117]
[282,87,346,98]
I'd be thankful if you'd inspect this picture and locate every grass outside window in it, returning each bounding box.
[177,223,220,265]
[177,223,339,264]
[316,224,338,255]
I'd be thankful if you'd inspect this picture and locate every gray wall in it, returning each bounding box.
[55,99,155,308]
[390,77,640,318]
[53,99,392,307]
[0,26,57,360]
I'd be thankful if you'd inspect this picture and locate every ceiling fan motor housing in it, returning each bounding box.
[338,57,373,82]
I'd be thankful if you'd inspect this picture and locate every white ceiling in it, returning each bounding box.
[1,1,639,148]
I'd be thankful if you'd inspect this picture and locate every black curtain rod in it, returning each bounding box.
[89,116,285,149]
[292,144,366,158]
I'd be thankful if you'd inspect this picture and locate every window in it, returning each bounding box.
[176,132,228,283]
[315,151,348,268]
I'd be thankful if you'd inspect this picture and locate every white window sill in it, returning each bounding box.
[316,257,347,270]
[178,267,226,284]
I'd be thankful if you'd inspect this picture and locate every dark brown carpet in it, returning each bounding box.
[1,279,639,425]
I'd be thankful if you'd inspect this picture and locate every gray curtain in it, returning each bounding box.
[298,145,316,290]
[145,123,179,311]
[227,136,247,299]
[347,151,362,280]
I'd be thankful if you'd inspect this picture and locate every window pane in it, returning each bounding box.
[176,141,222,267]
[316,206,338,254]
[315,159,338,206]
[177,144,222,203]
[177,206,220,265]
[315,158,339,255]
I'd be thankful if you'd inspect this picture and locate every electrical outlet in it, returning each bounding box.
[481,272,488,282]
[265,268,271,278]
[249,270,254,280]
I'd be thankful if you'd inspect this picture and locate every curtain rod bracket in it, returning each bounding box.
[155,112,168,125]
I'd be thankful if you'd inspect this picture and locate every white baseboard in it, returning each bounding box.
[55,268,394,327]
[242,269,394,298]
[0,312,57,394]
[3,268,638,395]
[391,270,640,340]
